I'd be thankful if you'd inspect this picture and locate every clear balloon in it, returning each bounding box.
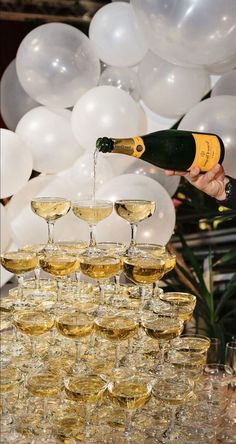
[89,2,148,67]
[0,203,11,253]
[96,174,176,245]
[131,0,236,66]
[58,151,114,200]
[99,66,140,101]
[0,59,38,131]
[71,86,147,150]
[211,71,236,97]
[16,107,83,174]
[138,51,210,118]
[179,96,236,178]
[0,129,33,199]
[16,22,100,108]
[6,175,80,247]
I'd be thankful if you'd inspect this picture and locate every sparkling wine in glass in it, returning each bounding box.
[0,251,39,301]
[115,199,156,256]
[72,200,113,255]
[0,366,23,429]
[31,197,71,250]
[160,292,196,323]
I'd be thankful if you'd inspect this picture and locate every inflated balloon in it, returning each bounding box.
[138,51,210,118]
[99,66,140,101]
[58,151,114,199]
[16,23,100,108]
[0,204,11,253]
[16,107,83,174]
[96,174,176,245]
[1,129,33,199]
[211,71,236,97]
[89,2,147,67]
[207,53,236,75]
[131,0,236,66]
[0,59,38,131]
[6,175,80,247]
[71,86,147,150]
[179,96,236,178]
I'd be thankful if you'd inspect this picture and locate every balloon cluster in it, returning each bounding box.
[1,0,236,258]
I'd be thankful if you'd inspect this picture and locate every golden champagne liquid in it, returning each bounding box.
[53,241,87,254]
[153,379,193,406]
[174,337,210,354]
[72,200,113,224]
[31,197,71,221]
[21,244,45,255]
[13,310,54,336]
[40,253,80,276]
[115,200,156,223]
[169,350,207,369]
[136,243,166,258]
[0,252,39,274]
[160,293,196,310]
[0,368,22,394]
[27,373,61,397]
[108,379,152,410]
[80,256,121,280]
[95,316,138,341]
[56,313,93,340]
[142,317,183,341]
[123,257,165,284]
[64,375,106,404]
[164,255,176,273]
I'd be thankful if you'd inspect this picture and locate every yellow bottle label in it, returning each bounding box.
[190,133,221,171]
[132,137,146,158]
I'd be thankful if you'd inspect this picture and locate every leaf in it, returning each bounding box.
[214,248,236,267]
[220,306,236,322]
[215,273,236,317]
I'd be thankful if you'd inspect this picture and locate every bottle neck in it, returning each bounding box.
[112,136,145,158]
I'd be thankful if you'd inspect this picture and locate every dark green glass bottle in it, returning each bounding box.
[96,129,225,172]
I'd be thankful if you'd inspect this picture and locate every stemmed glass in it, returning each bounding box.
[39,251,80,302]
[64,373,107,438]
[225,341,236,374]
[94,309,139,369]
[123,255,166,313]
[115,199,156,256]
[159,292,196,323]
[55,311,94,373]
[79,254,122,308]
[20,244,46,294]
[0,251,39,302]
[72,200,113,255]
[0,365,23,430]
[107,372,152,440]
[96,241,127,294]
[31,197,71,251]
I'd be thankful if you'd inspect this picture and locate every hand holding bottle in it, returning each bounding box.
[165,164,229,201]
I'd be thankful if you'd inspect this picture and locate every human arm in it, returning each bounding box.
[165,164,236,210]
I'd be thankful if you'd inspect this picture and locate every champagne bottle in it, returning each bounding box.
[96,129,225,172]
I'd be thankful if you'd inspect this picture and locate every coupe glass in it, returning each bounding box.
[114,199,156,256]
[96,241,127,294]
[55,311,94,373]
[160,292,196,323]
[0,251,39,302]
[31,197,71,250]
[107,372,152,440]
[72,200,113,255]
[0,366,23,429]
[64,373,106,438]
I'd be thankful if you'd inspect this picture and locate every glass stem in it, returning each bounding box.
[75,341,81,365]
[139,286,146,314]
[130,223,137,251]
[47,220,55,244]
[57,279,63,302]
[159,343,166,365]
[43,398,48,425]
[114,274,120,294]
[124,410,133,437]
[114,343,121,369]
[35,266,41,291]
[99,282,105,307]
[88,224,97,251]
[17,275,24,301]
[30,337,36,358]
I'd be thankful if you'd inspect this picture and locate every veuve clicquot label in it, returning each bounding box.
[190,133,221,172]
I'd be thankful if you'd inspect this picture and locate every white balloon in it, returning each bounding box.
[6,174,80,247]
[16,107,83,174]
[0,59,38,131]
[207,53,236,75]
[58,151,114,200]
[0,129,33,198]
[211,71,236,97]
[179,96,236,178]
[89,2,148,67]
[138,51,210,118]
[99,66,140,101]
[131,0,236,66]
[71,86,147,150]
[0,203,11,253]
[96,174,176,245]
[16,22,100,108]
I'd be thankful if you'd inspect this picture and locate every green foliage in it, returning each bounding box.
[165,236,236,357]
